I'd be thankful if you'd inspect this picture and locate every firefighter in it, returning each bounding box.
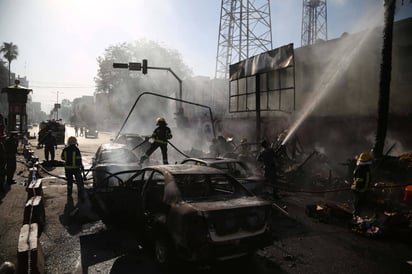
[238,138,251,162]
[40,130,57,161]
[351,152,372,217]
[61,136,84,199]
[4,131,18,185]
[140,117,172,165]
[257,140,279,199]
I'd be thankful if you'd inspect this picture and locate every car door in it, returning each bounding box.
[141,170,168,234]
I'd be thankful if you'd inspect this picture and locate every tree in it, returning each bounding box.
[372,0,396,158]
[94,39,193,122]
[0,42,19,85]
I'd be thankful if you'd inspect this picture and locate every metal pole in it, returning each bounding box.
[114,91,216,141]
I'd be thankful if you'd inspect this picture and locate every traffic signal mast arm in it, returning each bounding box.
[112,60,183,104]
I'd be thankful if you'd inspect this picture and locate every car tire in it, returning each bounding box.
[154,235,175,267]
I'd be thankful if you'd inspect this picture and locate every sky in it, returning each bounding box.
[0,0,411,113]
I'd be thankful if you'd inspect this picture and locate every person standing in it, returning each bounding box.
[40,130,57,161]
[61,136,84,199]
[74,125,79,137]
[139,117,172,165]
[257,140,278,199]
[4,132,18,185]
[351,152,372,217]
[0,134,7,192]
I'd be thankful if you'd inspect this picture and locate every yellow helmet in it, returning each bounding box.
[156,117,167,125]
[357,152,372,165]
[278,132,287,141]
[240,138,247,144]
[67,136,77,145]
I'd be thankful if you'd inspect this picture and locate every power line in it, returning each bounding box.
[30,85,95,89]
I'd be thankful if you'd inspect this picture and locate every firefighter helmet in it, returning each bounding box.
[240,138,247,144]
[156,117,167,125]
[67,136,77,145]
[277,131,287,142]
[357,152,372,165]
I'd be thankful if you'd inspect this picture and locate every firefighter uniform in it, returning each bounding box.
[140,118,172,165]
[351,152,372,217]
[257,140,278,199]
[61,136,84,198]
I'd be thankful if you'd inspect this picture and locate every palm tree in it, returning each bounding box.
[0,42,19,86]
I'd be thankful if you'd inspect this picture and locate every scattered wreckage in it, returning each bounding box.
[180,157,266,195]
[91,164,272,265]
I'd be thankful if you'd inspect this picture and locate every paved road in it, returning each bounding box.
[1,125,411,273]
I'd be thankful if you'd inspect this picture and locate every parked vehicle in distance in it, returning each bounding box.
[91,164,272,266]
[85,127,99,138]
[92,143,140,189]
[180,157,266,195]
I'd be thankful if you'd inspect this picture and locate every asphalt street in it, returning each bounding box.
[0,125,411,273]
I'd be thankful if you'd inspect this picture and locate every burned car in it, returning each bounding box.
[92,164,272,265]
[92,143,140,188]
[180,157,266,195]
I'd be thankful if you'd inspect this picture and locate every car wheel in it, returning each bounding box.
[154,236,174,266]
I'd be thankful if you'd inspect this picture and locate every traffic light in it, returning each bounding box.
[142,59,148,74]
[129,62,141,71]
[113,63,129,69]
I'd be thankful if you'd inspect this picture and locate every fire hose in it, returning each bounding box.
[276,182,412,194]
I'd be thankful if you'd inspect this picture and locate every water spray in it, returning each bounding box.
[282,8,383,146]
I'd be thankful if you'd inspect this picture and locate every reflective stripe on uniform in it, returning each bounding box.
[64,150,81,169]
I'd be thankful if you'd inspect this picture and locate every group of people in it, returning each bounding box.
[74,125,84,137]
[0,132,19,192]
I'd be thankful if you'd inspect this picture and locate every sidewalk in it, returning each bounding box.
[0,154,31,267]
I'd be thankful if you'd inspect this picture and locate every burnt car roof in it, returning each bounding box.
[181,157,243,164]
[144,164,227,175]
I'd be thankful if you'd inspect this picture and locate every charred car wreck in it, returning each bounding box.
[92,164,272,265]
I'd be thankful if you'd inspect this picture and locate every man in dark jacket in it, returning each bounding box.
[257,140,278,199]
[4,131,18,185]
[61,136,84,199]
[140,117,172,165]
[40,130,57,161]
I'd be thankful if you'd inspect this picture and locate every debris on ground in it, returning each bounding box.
[305,203,352,223]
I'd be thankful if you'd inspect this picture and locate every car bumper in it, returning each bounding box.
[177,229,272,262]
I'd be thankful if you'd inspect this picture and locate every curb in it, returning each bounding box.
[15,144,45,274]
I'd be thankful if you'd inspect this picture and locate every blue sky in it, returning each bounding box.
[0,0,411,112]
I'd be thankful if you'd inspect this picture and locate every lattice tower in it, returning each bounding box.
[301,0,328,46]
[215,0,273,79]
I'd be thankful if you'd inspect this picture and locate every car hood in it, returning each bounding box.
[185,196,270,211]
